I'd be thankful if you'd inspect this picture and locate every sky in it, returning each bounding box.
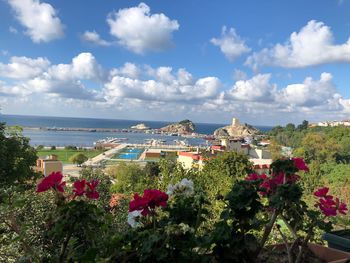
[0,0,350,125]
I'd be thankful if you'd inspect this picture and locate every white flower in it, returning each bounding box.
[167,178,194,197]
[127,210,143,228]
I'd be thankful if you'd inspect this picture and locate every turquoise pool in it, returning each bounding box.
[115,148,143,160]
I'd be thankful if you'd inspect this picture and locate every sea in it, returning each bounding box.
[1,114,272,147]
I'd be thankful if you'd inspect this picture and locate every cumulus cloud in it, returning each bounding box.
[2,51,350,124]
[276,72,337,107]
[0,53,105,101]
[211,26,251,61]
[81,30,111,46]
[226,74,276,102]
[0,56,50,79]
[110,62,141,79]
[233,69,247,81]
[246,20,350,70]
[107,3,179,54]
[7,0,64,43]
[104,66,220,103]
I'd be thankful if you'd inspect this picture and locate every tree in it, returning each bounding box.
[268,139,282,160]
[69,153,88,166]
[294,133,340,163]
[108,163,155,194]
[51,145,56,150]
[285,123,296,132]
[144,162,161,177]
[37,145,44,150]
[0,123,38,187]
[65,145,77,150]
[297,120,309,131]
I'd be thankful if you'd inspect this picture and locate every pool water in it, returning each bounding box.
[115,148,143,160]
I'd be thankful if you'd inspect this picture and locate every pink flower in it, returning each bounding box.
[314,187,329,198]
[292,157,309,172]
[36,171,66,193]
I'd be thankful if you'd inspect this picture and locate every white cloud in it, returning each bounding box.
[211,26,251,61]
[246,20,350,69]
[107,3,179,54]
[1,52,350,125]
[110,62,141,79]
[9,26,18,34]
[226,74,276,102]
[276,72,337,107]
[7,0,64,43]
[0,56,50,79]
[0,53,105,101]
[81,31,111,46]
[104,66,220,103]
[233,69,247,81]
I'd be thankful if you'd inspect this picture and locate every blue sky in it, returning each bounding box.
[0,0,350,125]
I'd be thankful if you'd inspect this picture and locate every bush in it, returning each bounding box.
[65,145,77,150]
[69,153,88,166]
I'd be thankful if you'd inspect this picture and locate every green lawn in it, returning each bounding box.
[37,149,104,164]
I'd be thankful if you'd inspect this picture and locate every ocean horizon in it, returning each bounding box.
[0,114,273,147]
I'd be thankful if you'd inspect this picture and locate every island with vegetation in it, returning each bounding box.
[160,119,195,134]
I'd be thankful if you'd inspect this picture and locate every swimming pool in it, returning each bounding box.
[115,148,143,160]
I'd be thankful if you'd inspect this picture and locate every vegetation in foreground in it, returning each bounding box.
[1,122,350,262]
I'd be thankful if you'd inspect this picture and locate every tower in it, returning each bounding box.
[232,118,240,127]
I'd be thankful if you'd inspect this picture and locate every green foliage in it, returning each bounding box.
[65,145,77,150]
[202,151,253,180]
[36,145,44,150]
[69,152,88,166]
[50,145,56,150]
[108,162,156,194]
[0,123,38,188]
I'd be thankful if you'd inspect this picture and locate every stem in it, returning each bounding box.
[295,228,313,263]
[256,209,279,256]
[5,218,40,263]
[276,225,293,263]
[194,198,203,234]
[59,220,76,263]
[281,216,298,239]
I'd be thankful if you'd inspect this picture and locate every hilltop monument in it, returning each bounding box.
[214,117,259,137]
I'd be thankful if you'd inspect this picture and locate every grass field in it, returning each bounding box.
[37,149,104,164]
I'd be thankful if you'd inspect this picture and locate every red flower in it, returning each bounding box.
[334,197,348,215]
[86,180,99,199]
[73,179,86,197]
[36,171,66,193]
[292,157,309,172]
[129,189,168,216]
[315,190,348,217]
[72,179,99,199]
[314,187,329,198]
[245,173,267,181]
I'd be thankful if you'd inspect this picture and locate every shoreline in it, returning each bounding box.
[21,126,211,138]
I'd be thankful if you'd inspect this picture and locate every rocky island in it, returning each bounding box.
[160,119,195,134]
[130,123,150,130]
[214,118,259,137]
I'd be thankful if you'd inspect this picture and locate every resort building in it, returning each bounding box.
[35,154,63,176]
[178,136,272,172]
[177,151,207,170]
